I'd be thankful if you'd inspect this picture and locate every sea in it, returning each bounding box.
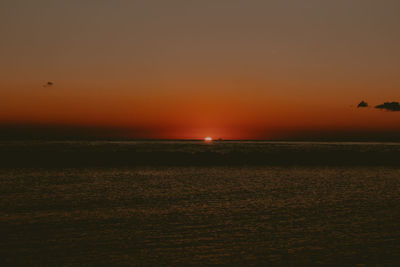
[1,141,400,266]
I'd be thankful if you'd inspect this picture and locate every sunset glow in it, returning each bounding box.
[0,1,399,141]
[1,2,400,266]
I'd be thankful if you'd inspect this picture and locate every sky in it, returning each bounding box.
[1,0,399,140]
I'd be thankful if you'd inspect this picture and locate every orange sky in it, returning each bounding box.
[1,1,399,140]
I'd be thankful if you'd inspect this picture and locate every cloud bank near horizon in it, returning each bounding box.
[375,102,400,112]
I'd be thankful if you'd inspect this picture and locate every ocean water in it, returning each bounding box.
[1,141,400,265]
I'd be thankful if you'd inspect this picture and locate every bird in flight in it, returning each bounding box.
[43,81,54,87]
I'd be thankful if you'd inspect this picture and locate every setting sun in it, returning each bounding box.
[204,137,213,142]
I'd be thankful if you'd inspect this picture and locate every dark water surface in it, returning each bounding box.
[2,140,400,167]
[1,141,400,265]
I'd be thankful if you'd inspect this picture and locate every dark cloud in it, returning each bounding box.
[375,102,400,112]
[43,81,54,87]
[357,101,368,108]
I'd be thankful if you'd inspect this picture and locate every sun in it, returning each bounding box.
[204,136,213,142]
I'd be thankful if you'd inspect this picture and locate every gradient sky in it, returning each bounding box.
[1,0,399,139]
